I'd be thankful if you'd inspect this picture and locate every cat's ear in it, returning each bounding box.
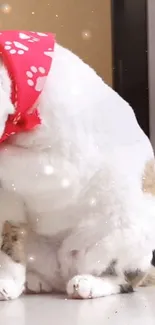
[2,220,12,236]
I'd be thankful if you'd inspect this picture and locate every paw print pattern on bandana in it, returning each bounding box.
[26,66,46,92]
[0,30,55,143]
[19,32,39,43]
[4,41,28,55]
[31,32,48,37]
[44,48,54,58]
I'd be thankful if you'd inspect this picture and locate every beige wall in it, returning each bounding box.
[0,0,112,85]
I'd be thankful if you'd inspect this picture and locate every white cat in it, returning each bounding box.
[0,30,155,300]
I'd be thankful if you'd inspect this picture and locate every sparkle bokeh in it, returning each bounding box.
[1,3,12,14]
[81,30,92,40]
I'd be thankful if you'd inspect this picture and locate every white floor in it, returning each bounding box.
[0,288,155,325]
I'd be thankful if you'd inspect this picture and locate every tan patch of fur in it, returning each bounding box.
[125,271,148,288]
[142,159,155,196]
[1,220,27,265]
[140,268,155,287]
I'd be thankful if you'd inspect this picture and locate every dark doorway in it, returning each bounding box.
[111,0,149,136]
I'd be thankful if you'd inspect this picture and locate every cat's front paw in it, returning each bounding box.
[26,272,52,293]
[0,278,24,300]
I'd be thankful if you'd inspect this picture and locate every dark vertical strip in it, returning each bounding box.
[111,0,149,136]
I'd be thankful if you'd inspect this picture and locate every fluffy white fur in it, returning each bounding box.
[0,42,155,299]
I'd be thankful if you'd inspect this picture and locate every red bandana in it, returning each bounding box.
[0,30,55,143]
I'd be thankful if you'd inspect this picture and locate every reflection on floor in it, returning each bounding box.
[0,287,155,325]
